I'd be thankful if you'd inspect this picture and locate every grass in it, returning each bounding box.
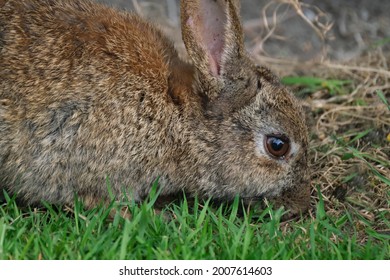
[1,0,389,261]
[281,76,352,96]
[0,188,388,260]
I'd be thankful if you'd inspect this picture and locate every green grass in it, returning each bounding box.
[281,76,352,96]
[370,37,390,49]
[377,90,390,111]
[0,189,388,260]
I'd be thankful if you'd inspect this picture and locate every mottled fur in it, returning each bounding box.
[0,0,310,214]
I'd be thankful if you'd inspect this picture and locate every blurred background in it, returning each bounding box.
[94,0,390,63]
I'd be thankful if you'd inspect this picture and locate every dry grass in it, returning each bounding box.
[306,52,390,234]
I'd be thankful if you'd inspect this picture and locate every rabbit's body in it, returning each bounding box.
[0,0,310,213]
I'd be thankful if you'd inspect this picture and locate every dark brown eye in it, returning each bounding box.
[264,135,290,158]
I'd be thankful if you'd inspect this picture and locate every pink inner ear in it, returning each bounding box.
[187,0,227,77]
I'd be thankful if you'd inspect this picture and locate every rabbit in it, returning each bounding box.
[0,0,310,215]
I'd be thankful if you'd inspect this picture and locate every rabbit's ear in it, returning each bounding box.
[181,0,244,80]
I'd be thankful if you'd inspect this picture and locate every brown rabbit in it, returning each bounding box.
[0,0,310,215]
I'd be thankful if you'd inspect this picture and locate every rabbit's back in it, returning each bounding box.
[0,0,176,91]
[0,0,189,205]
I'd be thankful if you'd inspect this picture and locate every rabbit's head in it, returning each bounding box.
[180,0,310,214]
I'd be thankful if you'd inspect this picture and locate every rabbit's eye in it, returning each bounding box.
[264,135,290,159]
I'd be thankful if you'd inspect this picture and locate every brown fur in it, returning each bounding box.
[0,0,310,215]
